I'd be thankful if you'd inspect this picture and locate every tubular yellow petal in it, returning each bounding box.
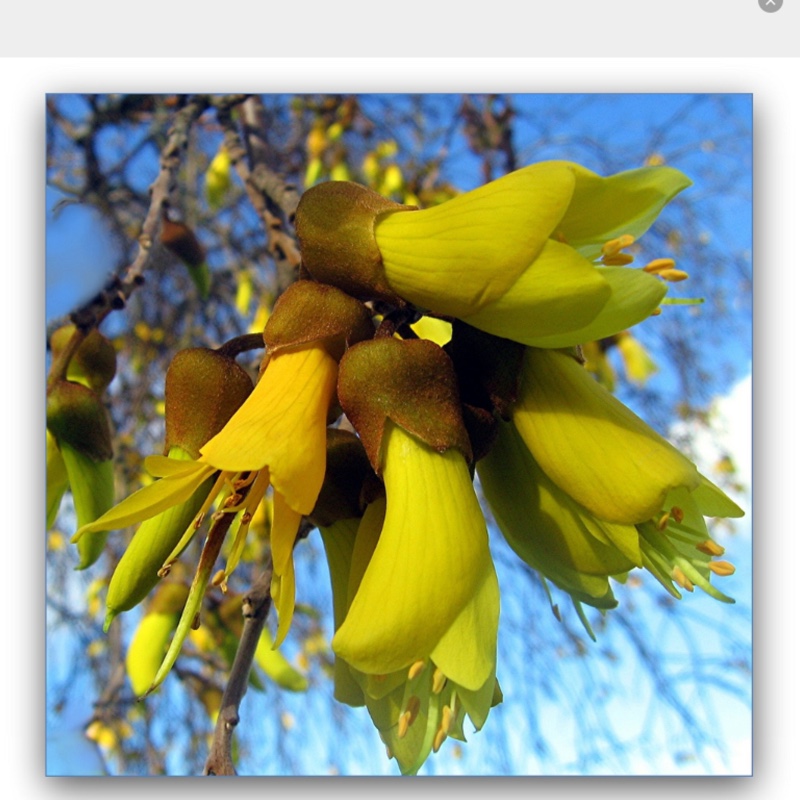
[552,163,692,259]
[200,344,337,513]
[460,239,611,344]
[514,348,700,524]
[333,423,497,680]
[376,162,577,317]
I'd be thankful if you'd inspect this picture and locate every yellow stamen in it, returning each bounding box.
[602,234,635,258]
[709,560,736,577]
[657,512,671,531]
[441,705,453,734]
[644,257,676,274]
[407,659,426,682]
[659,269,689,283]
[433,729,447,753]
[397,711,411,740]
[432,667,447,695]
[601,253,635,266]
[696,539,726,557]
[212,569,226,587]
[672,567,694,592]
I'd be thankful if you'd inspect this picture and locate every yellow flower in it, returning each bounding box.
[478,347,744,609]
[330,422,500,773]
[373,161,688,346]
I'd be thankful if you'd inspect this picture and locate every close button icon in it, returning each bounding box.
[759,0,783,11]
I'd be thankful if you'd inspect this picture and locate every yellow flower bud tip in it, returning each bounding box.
[672,567,694,592]
[433,729,448,754]
[601,234,636,258]
[407,659,427,682]
[696,539,726,557]
[432,667,447,695]
[709,560,736,577]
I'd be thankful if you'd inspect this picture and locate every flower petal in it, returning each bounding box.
[376,162,577,317]
[333,423,495,678]
[551,163,692,259]
[525,266,667,349]
[514,348,700,524]
[200,344,337,513]
[73,461,215,537]
[459,239,611,345]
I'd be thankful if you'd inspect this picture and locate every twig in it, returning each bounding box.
[204,564,273,776]
[47,97,210,391]
[216,96,302,295]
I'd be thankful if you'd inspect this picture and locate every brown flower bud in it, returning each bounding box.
[337,337,471,473]
[164,348,254,458]
[295,181,414,305]
[263,280,375,363]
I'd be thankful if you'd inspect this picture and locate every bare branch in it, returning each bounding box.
[204,565,273,776]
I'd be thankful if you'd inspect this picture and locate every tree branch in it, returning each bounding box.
[204,564,274,776]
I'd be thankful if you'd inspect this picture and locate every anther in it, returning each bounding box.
[602,234,635,258]
[432,667,447,695]
[709,560,735,577]
[670,506,684,524]
[441,705,453,734]
[433,729,447,753]
[193,512,206,529]
[408,659,426,682]
[212,569,226,587]
[696,539,726,557]
[157,562,173,578]
[644,258,676,274]
[191,613,201,630]
[601,253,635,266]
[659,269,690,283]
[397,711,411,740]
[657,512,671,531]
[672,567,694,592]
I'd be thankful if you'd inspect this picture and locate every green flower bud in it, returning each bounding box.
[50,324,117,394]
[46,379,113,462]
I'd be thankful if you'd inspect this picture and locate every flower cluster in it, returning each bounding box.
[73,160,743,774]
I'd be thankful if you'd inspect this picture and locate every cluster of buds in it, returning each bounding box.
[74,160,743,774]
